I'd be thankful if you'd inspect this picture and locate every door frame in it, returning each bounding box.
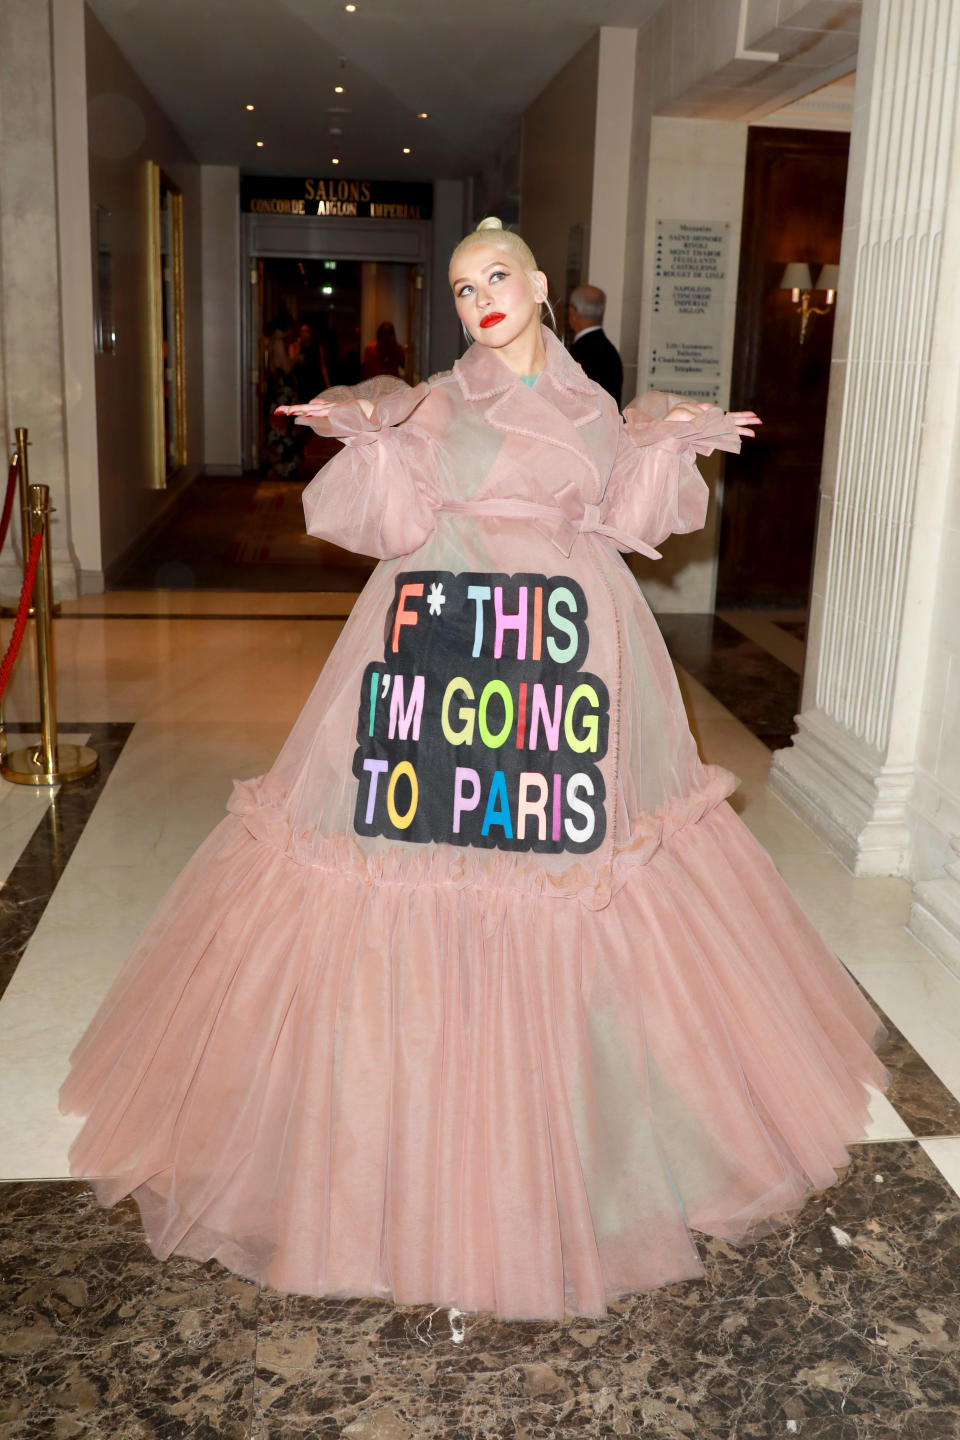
[241,212,431,471]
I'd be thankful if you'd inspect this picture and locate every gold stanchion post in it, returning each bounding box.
[13,426,38,620]
[15,427,30,575]
[1,484,98,785]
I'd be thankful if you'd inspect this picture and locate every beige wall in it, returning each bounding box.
[0,0,81,600]
[586,29,638,355]
[632,117,748,614]
[52,0,101,591]
[85,3,204,573]
[200,165,242,473]
[520,37,599,310]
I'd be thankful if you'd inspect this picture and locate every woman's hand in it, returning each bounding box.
[663,401,761,438]
[727,410,762,439]
[663,401,713,425]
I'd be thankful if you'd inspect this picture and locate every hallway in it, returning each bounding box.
[1,593,958,1437]
[110,474,374,594]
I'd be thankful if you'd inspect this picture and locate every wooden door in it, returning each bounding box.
[717,128,849,609]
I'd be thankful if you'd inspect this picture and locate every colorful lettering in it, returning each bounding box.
[546,586,579,664]
[493,585,528,660]
[361,758,388,824]
[517,772,549,841]
[563,683,600,754]
[386,761,418,829]
[564,773,596,843]
[453,766,481,833]
[481,771,513,838]
[368,670,378,737]
[388,674,425,742]
[515,681,527,749]
[467,585,491,658]
[532,586,543,662]
[391,583,423,653]
[441,677,475,745]
[477,679,514,749]
[354,571,606,854]
[529,684,563,752]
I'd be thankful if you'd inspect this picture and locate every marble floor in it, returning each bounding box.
[1,595,959,1438]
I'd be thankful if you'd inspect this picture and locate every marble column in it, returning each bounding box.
[0,0,85,600]
[770,0,960,899]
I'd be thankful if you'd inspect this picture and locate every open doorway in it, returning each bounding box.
[718,127,849,611]
[255,256,422,481]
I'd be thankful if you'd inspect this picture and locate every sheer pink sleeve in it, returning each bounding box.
[601,391,743,552]
[277,378,440,559]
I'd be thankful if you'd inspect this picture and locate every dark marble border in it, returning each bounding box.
[0,722,133,1003]
[2,1141,959,1438]
[657,612,802,751]
[865,988,960,1140]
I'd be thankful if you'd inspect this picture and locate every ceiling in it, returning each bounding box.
[87,0,669,181]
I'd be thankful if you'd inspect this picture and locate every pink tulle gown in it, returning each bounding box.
[61,331,886,1321]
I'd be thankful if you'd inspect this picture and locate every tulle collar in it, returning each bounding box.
[453,327,597,403]
[451,327,604,482]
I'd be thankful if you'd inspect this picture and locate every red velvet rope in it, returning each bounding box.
[0,530,44,702]
[0,454,19,555]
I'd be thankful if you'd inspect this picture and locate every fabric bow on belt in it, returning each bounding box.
[436,481,662,561]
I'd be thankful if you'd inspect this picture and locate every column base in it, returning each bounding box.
[0,556,80,606]
[910,843,960,981]
[769,709,913,877]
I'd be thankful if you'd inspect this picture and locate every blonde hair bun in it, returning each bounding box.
[475,216,503,232]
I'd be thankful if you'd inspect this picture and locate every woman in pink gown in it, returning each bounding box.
[61,218,886,1322]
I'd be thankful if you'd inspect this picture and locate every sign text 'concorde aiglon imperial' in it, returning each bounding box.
[241,176,434,220]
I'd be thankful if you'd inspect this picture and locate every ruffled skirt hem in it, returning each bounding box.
[61,798,886,1321]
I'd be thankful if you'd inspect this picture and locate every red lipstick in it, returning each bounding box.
[480,312,505,329]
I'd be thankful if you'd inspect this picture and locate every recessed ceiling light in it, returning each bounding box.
[344,3,356,10]
[331,157,340,165]
[246,104,255,111]
[417,112,428,119]
[256,140,264,147]
[402,147,411,155]
[334,85,345,94]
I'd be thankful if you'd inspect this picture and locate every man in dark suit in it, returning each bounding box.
[568,285,623,408]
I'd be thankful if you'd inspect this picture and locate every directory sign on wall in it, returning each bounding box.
[648,220,730,404]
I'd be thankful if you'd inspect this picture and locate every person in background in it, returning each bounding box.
[568,284,623,407]
[362,320,405,379]
[261,311,299,479]
[291,322,330,402]
[335,330,363,387]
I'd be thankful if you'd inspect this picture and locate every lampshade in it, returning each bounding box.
[815,264,840,292]
[779,262,814,291]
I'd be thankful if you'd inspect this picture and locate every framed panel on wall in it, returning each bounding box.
[143,159,187,487]
[93,205,116,356]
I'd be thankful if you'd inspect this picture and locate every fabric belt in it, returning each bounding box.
[436,481,661,561]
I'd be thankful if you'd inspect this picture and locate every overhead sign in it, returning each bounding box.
[241,175,433,220]
[648,220,730,403]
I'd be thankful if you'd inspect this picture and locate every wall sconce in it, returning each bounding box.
[779,262,839,344]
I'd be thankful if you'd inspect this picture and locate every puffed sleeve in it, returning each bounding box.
[276,376,440,559]
[600,391,743,553]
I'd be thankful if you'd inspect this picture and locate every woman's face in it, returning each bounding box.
[449,243,545,351]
